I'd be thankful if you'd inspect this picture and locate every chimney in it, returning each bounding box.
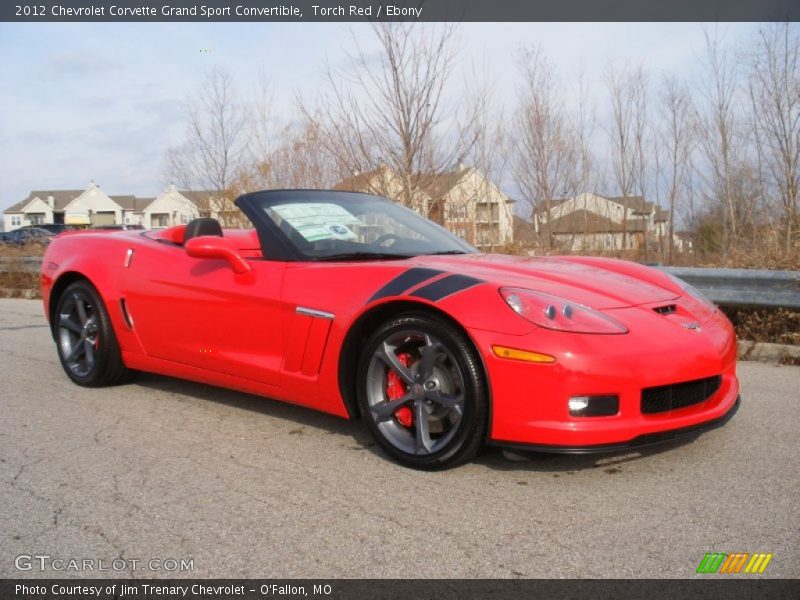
[47,195,55,209]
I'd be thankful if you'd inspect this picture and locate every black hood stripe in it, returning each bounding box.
[368,267,444,303]
[410,274,484,302]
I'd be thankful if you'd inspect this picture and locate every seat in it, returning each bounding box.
[184,218,223,242]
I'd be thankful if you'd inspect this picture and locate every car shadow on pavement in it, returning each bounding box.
[132,373,709,472]
[475,436,705,473]
[133,373,379,446]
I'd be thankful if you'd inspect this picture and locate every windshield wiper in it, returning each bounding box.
[312,252,414,262]
[421,250,468,255]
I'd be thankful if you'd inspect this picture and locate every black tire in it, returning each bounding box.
[54,280,137,387]
[356,312,488,470]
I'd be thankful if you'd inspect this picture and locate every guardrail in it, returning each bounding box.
[1,256,798,309]
[0,256,41,273]
[658,266,800,310]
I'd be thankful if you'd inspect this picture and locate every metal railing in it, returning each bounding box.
[658,267,800,310]
[1,256,798,309]
[0,256,41,273]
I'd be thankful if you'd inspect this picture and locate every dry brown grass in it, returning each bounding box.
[0,242,47,257]
[0,272,40,298]
[502,241,800,270]
[722,307,800,346]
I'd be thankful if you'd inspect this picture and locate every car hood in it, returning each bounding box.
[410,254,679,309]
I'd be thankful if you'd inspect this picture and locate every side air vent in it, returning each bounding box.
[653,304,677,315]
[120,298,134,329]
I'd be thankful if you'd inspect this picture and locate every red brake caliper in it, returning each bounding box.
[386,352,414,428]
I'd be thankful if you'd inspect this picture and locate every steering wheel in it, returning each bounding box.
[371,233,403,247]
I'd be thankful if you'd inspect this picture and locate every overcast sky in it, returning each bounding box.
[0,22,758,209]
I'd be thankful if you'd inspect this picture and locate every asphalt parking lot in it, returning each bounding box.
[0,298,798,579]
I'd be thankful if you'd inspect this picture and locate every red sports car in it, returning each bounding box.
[40,190,739,469]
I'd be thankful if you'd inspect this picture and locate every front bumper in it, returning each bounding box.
[493,395,740,454]
[470,303,740,449]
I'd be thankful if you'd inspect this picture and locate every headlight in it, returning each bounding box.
[500,288,628,334]
[664,273,717,312]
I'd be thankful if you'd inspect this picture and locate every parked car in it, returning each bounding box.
[18,224,75,235]
[40,190,740,470]
[2,227,55,246]
[91,224,145,231]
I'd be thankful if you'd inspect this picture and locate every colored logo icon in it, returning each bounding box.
[696,552,773,574]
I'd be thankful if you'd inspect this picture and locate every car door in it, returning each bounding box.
[122,239,285,388]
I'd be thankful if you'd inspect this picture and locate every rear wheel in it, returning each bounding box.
[356,313,488,470]
[55,280,136,387]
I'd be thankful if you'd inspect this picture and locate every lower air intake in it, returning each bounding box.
[641,375,722,414]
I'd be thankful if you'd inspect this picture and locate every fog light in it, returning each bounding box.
[568,396,590,413]
[568,395,619,417]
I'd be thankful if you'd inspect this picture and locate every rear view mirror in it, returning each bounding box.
[184,236,251,274]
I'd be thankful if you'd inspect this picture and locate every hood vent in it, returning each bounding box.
[653,304,677,315]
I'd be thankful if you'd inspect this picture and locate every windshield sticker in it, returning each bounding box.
[271,203,363,242]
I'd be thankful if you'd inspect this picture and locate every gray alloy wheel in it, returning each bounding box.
[357,313,488,470]
[54,280,136,387]
[365,329,466,455]
[58,289,100,378]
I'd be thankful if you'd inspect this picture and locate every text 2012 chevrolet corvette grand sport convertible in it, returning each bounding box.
[41,190,740,469]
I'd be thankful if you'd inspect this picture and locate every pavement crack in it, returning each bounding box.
[9,456,45,487]
[94,415,125,446]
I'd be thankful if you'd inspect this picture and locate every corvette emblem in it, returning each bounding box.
[682,321,702,332]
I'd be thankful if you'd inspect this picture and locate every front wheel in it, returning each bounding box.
[356,313,488,470]
[55,280,136,387]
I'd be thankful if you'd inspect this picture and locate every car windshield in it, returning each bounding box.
[257,192,476,261]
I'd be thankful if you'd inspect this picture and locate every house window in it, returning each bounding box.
[447,204,468,220]
[181,214,193,224]
[10,215,22,227]
[29,214,45,225]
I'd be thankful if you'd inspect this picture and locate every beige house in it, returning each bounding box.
[334,165,429,215]
[334,165,514,250]
[535,192,674,251]
[3,183,205,231]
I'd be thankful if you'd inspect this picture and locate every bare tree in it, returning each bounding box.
[606,62,650,252]
[569,64,598,197]
[511,47,580,247]
[301,23,479,222]
[695,27,747,253]
[658,75,695,262]
[166,67,249,225]
[747,22,800,251]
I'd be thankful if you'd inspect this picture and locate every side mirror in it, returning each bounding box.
[185,236,251,274]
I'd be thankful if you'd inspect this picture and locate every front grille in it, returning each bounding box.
[641,375,722,414]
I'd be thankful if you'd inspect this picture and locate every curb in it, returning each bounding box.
[738,339,800,364]
[0,288,40,299]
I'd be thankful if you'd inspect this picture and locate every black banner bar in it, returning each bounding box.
[1,0,799,23]
[2,579,799,600]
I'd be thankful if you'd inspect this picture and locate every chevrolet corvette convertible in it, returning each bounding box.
[40,190,739,469]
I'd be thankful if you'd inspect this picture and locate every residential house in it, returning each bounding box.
[3,183,205,231]
[334,165,429,215]
[535,192,675,251]
[334,164,514,250]
[419,166,514,250]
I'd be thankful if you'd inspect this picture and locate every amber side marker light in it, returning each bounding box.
[492,345,556,364]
